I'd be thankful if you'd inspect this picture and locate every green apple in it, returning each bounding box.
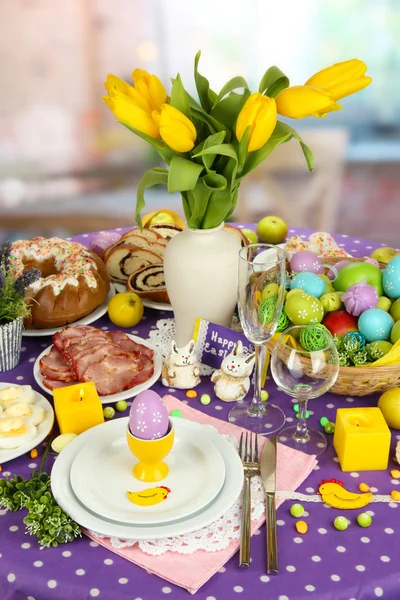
[256,216,288,244]
[149,212,176,225]
[377,296,392,312]
[241,228,258,245]
[391,321,400,344]
[390,298,400,322]
[370,247,399,264]
[333,262,383,296]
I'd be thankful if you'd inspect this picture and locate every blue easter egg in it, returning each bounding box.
[358,308,394,342]
[290,272,327,299]
[383,255,400,299]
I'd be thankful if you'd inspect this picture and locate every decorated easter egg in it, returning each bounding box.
[383,256,400,299]
[341,283,379,316]
[333,262,383,296]
[285,292,324,325]
[129,390,169,441]
[290,272,327,299]
[290,250,322,274]
[358,308,394,342]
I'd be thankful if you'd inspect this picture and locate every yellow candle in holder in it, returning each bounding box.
[53,382,104,435]
[333,407,391,472]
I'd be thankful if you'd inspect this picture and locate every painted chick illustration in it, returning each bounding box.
[318,479,372,509]
[127,486,171,507]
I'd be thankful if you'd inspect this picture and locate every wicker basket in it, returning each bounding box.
[269,255,400,397]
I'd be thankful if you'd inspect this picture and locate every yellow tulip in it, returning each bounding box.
[236,92,277,152]
[155,104,197,152]
[103,69,167,138]
[275,85,341,119]
[305,59,372,101]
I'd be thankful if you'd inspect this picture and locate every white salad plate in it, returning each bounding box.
[0,383,54,464]
[69,420,226,525]
[33,335,162,405]
[22,287,116,337]
[113,283,173,312]
[51,417,244,540]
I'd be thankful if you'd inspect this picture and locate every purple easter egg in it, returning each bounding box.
[290,250,323,274]
[335,260,351,271]
[129,390,169,440]
[342,283,379,317]
[364,257,380,268]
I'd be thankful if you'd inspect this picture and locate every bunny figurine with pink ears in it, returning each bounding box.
[211,341,255,402]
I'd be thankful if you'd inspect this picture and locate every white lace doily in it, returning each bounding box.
[147,318,214,376]
[89,430,265,555]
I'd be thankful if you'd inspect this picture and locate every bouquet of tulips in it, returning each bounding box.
[103,53,371,229]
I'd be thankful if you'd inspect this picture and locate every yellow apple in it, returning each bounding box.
[256,216,288,244]
[370,247,399,264]
[241,228,258,245]
[108,292,144,328]
[390,298,400,322]
[378,388,400,429]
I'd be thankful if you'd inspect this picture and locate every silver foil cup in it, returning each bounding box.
[0,317,24,372]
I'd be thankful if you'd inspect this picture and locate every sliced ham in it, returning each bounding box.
[108,330,154,359]
[39,346,71,373]
[42,377,79,391]
[54,325,98,351]
[72,344,131,380]
[82,355,153,395]
[40,366,77,382]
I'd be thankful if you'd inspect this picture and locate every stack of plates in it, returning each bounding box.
[51,417,244,540]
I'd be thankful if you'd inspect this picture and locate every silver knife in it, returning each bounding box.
[260,436,278,573]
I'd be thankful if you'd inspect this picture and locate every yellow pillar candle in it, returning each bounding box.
[53,382,104,435]
[333,407,391,472]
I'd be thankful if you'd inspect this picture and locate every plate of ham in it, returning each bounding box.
[33,325,162,404]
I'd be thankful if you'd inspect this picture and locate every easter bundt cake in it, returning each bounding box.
[10,237,110,329]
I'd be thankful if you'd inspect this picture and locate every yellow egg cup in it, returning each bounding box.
[126,421,175,483]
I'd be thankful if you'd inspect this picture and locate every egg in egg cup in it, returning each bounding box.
[126,419,175,482]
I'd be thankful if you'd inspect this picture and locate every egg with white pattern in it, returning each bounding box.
[383,256,400,299]
[129,390,169,440]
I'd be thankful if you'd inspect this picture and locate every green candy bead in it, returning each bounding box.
[334,516,350,531]
[261,390,269,402]
[357,512,372,528]
[115,400,128,412]
[296,411,310,419]
[324,422,335,434]
[293,403,299,413]
[200,394,211,405]
[290,503,305,518]
[170,409,182,418]
[103,407,115,419]
[320,417,329,427]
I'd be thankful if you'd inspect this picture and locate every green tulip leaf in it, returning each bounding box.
[120,122,174,165]
[186,183,212,228]
[198,132,227,171]
[212,76,249,109]
[192,143,238,163]
[202,172,227,190]
[194,50,215,112]
[180,191,191,223]
[135,168,168,228]
[274,121,314,171]
[237,125,251,174]
[167,156,204,194]
[210,90,250,129]
[170,74,191,119]
[258,66,290,98]
[202,187,239,229]
[239,125,292,177]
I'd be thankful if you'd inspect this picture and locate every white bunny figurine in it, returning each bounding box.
[161,339,201,389]
[211,341,255,402]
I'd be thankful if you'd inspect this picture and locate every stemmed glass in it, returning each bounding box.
[228,244,286,434]
[270,325,340,456]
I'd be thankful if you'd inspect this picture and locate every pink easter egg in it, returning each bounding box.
[290,250,323,274]
[342,283,379,317]
[364,257,380,268]
[335,260,351,271]
[129,390,169,440]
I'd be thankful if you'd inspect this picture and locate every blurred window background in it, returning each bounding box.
[1,0,399,245]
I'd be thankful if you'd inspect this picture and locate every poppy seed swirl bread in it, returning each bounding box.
[127,264,169,303]
[10,237,110,329]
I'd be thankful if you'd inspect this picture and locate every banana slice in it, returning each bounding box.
[3,402,45,426]
[0,385,36,408]
[0,417,37,449]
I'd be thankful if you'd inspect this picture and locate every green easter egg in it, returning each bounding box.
[391,298,400,322]
[320,292,343,313]
[378,296,392,312]
[391,320,400,344]
[285,292,324,325]
[366,340,393,359]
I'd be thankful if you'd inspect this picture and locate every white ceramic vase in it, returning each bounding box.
[164,223,242,347]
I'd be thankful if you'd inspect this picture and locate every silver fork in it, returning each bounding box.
[239,431,259,567]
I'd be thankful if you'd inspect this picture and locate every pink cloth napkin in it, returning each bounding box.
[86,396,317,594]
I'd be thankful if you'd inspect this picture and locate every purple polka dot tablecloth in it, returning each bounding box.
[1,226,400,600]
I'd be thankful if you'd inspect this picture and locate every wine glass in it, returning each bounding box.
[228,244,286,434]
[270,325,340,456]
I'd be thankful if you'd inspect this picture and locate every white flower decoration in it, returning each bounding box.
[387,265,395,275]
[136,420,147,433]
[152,431,163,439]
[135,403,147,414]
[152,411,163,424]
[297,309,308,320]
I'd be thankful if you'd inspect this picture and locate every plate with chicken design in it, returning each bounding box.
[69,418,226,525]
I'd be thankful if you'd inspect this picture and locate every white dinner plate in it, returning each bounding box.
[0,383,54,464]
[51,417,243,540]
[33,335,162,404]
[113,283,173,312]
[22,287,116,337]
[69,421,225,525]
